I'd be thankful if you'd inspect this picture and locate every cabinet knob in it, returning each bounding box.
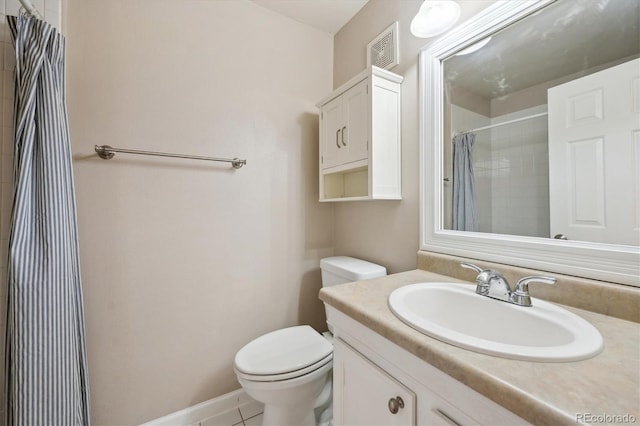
[336,129,341,148]
[341,126,347,146]
[388,396,404,414]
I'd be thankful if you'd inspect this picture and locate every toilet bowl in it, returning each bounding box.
[234,326,333,426]
[234,257,386,426]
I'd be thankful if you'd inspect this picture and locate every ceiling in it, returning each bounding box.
[251,0,369,34]
[444,0,640,100]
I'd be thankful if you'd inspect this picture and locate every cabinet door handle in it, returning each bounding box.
[341,126,347,146]
[336,129,341,148]
[388,396,404,414]
[433,408,462,426]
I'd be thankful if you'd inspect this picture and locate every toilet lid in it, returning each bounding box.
[234,326,333,376]
[235,353,332,382]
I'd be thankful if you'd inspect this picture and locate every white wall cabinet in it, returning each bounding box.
[317,66,403,201]
[321,80,369,170]
[327,307,528,426]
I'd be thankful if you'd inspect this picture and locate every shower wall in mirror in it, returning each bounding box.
[441,0,640,246]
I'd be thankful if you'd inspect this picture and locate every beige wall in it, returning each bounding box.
[65,1,333,424]
[332,0,494,273]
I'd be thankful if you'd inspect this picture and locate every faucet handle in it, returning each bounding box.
[512,276,556,306]
[460,263,505,296]
[460,262,483,273]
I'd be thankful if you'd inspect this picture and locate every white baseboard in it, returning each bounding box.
[141,388,250,426]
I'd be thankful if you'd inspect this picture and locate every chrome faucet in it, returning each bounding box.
[460,263,556,307]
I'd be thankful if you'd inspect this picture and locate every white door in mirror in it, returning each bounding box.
[548,58,640,246]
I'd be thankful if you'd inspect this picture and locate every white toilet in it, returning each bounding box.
[234,256,386,426]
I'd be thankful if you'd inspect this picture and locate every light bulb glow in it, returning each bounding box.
[455,36,492,56]
[410,0,461,38]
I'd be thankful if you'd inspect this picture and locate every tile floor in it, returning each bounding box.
[197,400,264,426]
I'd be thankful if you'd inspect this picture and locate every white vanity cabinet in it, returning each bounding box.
[317,66,402,201]
[333,338,416,425]
[327,307,528,426]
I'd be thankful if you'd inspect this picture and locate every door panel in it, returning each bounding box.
[548,58,640,245]
[343,81,369,164]
[333,338,415,426]
[321,96,344,170]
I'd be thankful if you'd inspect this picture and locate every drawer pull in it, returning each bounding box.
[341,126,347,146]
[433,408,462,426]
[336,129,341,148]
[388,396,404,414]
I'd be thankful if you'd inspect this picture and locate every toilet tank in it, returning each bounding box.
[320,256,387,288]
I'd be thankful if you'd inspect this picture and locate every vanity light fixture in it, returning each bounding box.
[410,0,461,38]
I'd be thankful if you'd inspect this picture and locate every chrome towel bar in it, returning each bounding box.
[94,145,246,169]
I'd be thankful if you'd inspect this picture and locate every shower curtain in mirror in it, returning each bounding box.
[452,133,479,232]
[5,14,91,425]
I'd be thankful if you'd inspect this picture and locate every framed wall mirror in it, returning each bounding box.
[419,0,640,286]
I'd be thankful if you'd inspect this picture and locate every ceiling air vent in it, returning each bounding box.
[367,22,399,70]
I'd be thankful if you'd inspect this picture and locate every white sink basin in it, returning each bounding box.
[388,282,603,362]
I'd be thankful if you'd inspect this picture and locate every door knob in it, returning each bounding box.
[388,396,404,414]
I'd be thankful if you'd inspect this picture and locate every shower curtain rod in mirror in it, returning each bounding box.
[18,0,42,18]
[94,145,247,169]
[456,112,548,136]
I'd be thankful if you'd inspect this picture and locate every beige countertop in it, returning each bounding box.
[319,269,640,426]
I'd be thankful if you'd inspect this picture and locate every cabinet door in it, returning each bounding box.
[342,80,369,164]
[320,95,344,169]
[333,338,415,426]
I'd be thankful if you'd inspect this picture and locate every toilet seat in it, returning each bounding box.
[234,326,333,382]
[235,353,332,382]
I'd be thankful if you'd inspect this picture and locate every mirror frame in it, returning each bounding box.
[418,0,640,286]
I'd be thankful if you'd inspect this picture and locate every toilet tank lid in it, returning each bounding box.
[320,256,386,281]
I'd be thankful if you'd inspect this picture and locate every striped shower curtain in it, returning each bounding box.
[5,14,91,425]
[452,133,479,232]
